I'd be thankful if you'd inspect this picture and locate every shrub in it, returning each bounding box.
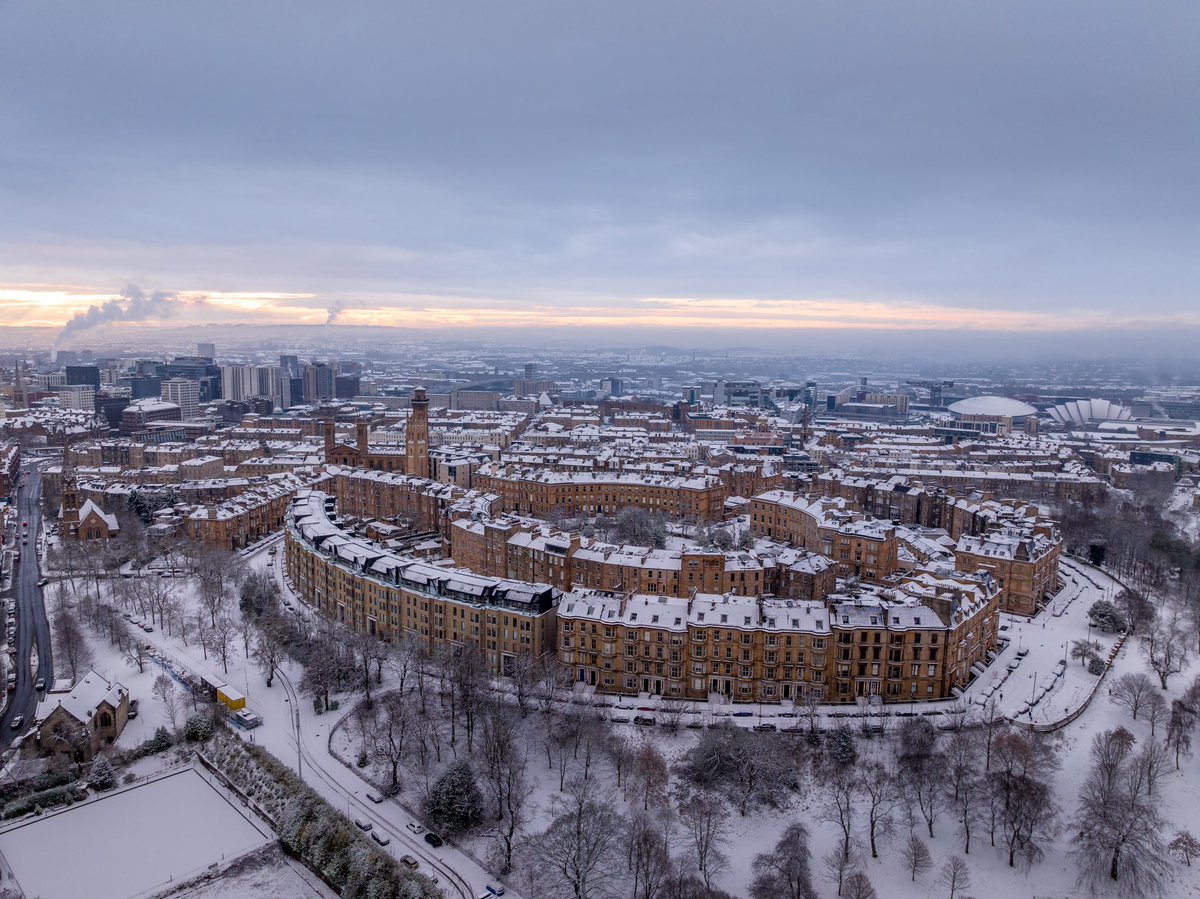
[184,714,216,742]
[1088,657,1107,676]
[1088,599,1127,633]
[3,785,77,819]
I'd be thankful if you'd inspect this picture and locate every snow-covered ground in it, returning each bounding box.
[0,766,271,899]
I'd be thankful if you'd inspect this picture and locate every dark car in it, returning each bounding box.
[424,832,444,848]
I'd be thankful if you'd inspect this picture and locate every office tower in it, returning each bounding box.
[64,365,101,389]
[279,354,300,378]
[160,378,200,419]
[524,362,537,381]
[197,342,215,360]
[129,376,162,400]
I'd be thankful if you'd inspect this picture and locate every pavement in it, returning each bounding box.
[0,464,54,750]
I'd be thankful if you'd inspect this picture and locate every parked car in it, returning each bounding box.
[484,884,506,896]
[424,832,444,848]
[406,821,425,835]
[753,723,777,732]
[400,855,419,870]
[143,625,154,633]
[9,715,23,730]
[366,792,383,804]
[36,578,48,587]
[370,831,390,846]
[633,715,657,727]
[34,678,44,691]
[354,818,373,831]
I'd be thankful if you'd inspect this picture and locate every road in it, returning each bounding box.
[1,463,54,749]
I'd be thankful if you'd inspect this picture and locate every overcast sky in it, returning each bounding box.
[1,1,1197,350]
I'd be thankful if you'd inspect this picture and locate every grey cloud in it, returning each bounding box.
[1,0,1197,336]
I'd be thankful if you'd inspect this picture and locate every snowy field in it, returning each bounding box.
[0,767,271,899]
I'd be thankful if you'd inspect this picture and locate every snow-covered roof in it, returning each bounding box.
[36,669,126,725]
[948,396,1037,418]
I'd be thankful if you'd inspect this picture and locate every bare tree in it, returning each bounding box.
[994,770,1058,869]
[842,870,877,899]
[821,842,857,898]
[606,730,634,793]
[678,787,729,890]
[820,767,857,863]
[901,835,933,882]
[749,822,817,899]
[631,741,669,811]
[252,617,286,687]
[536,655,570,714]
[1111,672,1157,720]
[153,674,179,729]
[1143,610,1189,689]
[935,855,971,899]
[123,626,150,674]
[538,779,624,899]
[1166,698,1196,769]
[858,760,900,859]
[1071,727,1170,897]
[209,613,236,674]
[1144,690,1168,737]
[52,592,92,682]
[367,690,414,792]
[626,810,674,899]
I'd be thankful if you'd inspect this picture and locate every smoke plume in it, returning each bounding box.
[326,298,348,325]
[55,285,204,346]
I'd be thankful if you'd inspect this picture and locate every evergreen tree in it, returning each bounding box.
[89,755,115,790]
[425,760,484,834]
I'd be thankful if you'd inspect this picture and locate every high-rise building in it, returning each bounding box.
[129,376,162,400]
[65,365,101,389]
[221,364,254,403]
[524,362,537,381]
[335,375,360,400]
[166,357,222,402]
[57,384,96,410]
[197,342,215,360]
[279,354,300,378]
[160,378,201,419]
[56,350,79,366]
[302,362,333,403]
